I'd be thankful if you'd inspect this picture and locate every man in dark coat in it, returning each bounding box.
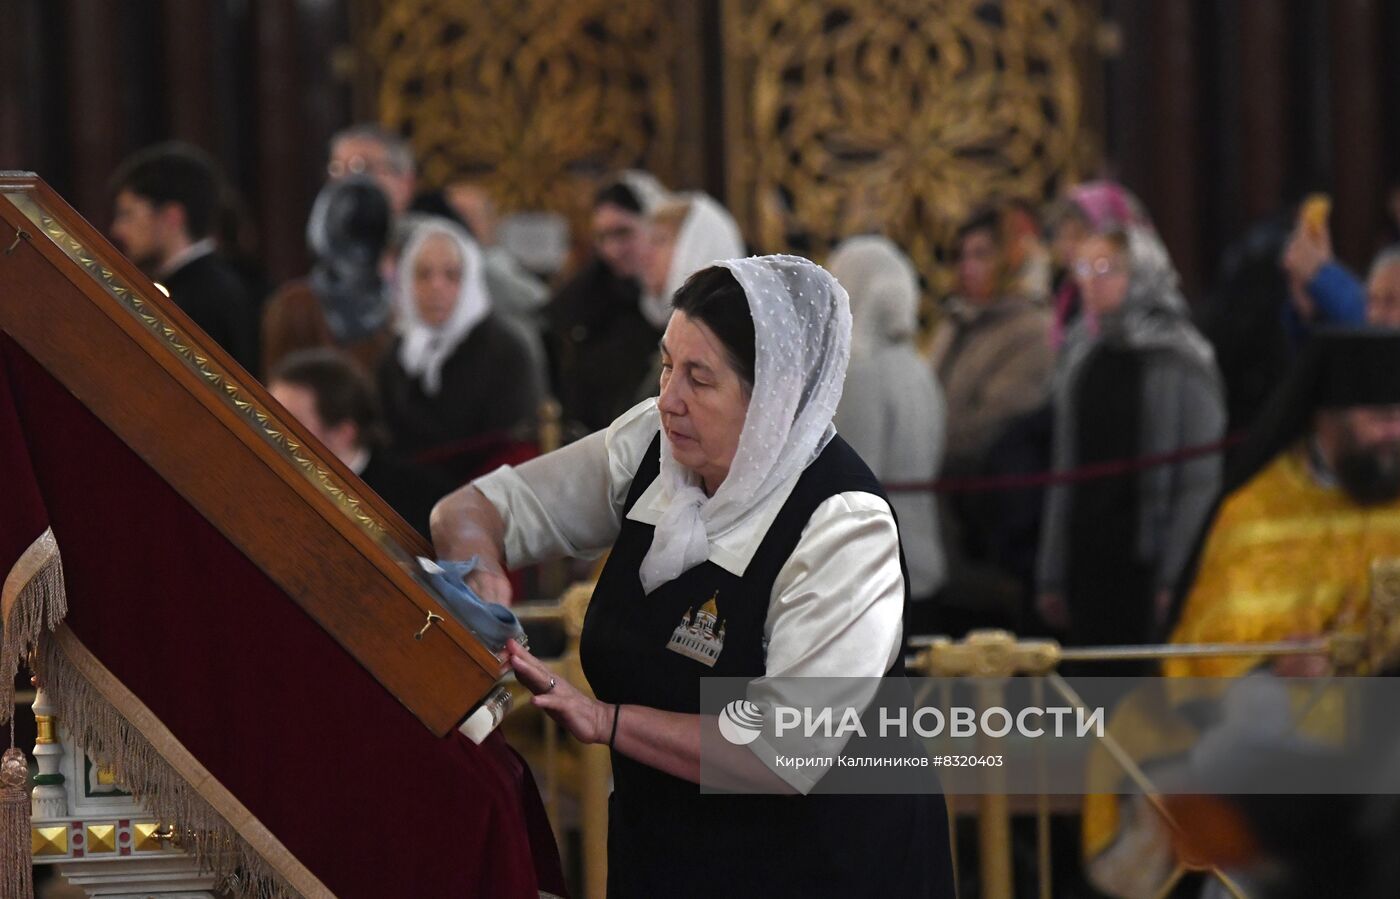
[109,142,260,373]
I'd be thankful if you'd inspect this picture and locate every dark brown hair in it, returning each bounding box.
[670,266,756,390]
[268,348,388,450]
[109,142,222,240]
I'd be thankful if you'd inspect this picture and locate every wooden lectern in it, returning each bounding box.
[0,174,564,898]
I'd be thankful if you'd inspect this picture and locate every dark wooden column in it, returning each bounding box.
[0,0,41,169]
[299,0,355,201]
[1237,0,1290,222]
[671,0,710,192]
[65,0,129,225]
[162,0,218,152]
[1383,3,1400,193]
[252,0,311,282]
[1105,0,1153,192]
[1145,0,1201,297]
[1329,0,1382,270]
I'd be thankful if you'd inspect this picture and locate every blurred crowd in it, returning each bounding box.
[101,127,1400,898]
[103,129,1400,640]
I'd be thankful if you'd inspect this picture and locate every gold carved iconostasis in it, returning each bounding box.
[364,0,682,245]
[361,0,1093,309]
[723,0,1089,302]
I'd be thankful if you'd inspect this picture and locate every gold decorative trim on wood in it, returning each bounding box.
[366,0,677,221]
[2,192,393,547]
[723,0,1086,304]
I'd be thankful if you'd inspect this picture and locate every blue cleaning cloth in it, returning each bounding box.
[415,556,524,652]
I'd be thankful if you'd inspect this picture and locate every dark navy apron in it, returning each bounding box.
[580,432,954,898]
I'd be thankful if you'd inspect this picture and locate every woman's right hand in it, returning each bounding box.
[467,561,514,607]
[431,485,514,604]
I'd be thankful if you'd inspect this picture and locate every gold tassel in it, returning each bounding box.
[0,737,34,899]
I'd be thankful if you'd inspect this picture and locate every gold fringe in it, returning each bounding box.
[36,630,331,899]
[1,527,66,723]
[2,747,34,899]
[3,530,549,898]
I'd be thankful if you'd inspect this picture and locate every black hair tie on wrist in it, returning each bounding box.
[609,702,621,748]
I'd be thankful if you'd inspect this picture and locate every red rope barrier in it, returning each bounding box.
[885,433,1246,495]
[415,427,1243,497]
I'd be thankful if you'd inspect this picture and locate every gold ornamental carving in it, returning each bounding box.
[723,0,1087,305]
[368,0,677,219]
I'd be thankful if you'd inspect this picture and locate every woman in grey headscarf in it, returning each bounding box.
[433,255,953,898]
[829,236,948,607]
[1035,223,1225,652]
[261,175,395,378]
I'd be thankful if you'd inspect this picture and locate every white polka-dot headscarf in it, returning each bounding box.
[639,254,853,593]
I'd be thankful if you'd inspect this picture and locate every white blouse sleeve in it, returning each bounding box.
[761,492,906,678]
[472,399,659,569]
[747,492,906,793]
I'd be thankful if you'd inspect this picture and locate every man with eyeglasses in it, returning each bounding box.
[327,124,417,218]
[262,124,551,377]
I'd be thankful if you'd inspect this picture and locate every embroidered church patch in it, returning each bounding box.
[666,592,725,667]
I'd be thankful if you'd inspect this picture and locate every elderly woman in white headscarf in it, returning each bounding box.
[377,217,545,458]
[829,236,948,608]
[432,255,954,898]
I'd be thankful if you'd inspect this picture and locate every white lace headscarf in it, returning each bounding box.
[639,254,853,593]
[826,235,920,359]
[394,217,491,395]
[639,192,746,328]
[615,170,670,215]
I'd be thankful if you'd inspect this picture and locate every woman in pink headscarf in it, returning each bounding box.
[1045,181,1161,347]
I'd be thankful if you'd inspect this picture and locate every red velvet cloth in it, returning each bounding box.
[0,334,566,898]
[0,334,50,606]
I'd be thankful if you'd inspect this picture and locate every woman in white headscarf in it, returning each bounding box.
[545,171,673,432]
[433,255,954,898]
[829,236,948,607]
[639,192,746,328]
[377,217,544,458]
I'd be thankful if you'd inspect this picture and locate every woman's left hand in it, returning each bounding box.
[505,641,612,745]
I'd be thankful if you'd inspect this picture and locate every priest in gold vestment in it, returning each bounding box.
[1166,330,1400,677]
[1085,330,1400,898]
